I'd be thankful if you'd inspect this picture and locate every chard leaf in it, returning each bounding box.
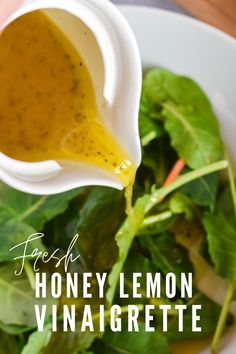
[180,172,219,210]
[92,323,170,354]
[140,232,193,289]
[203,214,236,282]
[76,187,125,272]
[21,324,51,354]
[0,264,56,327]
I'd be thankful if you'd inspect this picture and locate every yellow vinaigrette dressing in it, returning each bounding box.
[0,11,136,205]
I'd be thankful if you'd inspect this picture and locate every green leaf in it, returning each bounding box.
[0,183,84,230]
[0,322,33,335]
[107,160,227,306]
[142,68,219,124]
[138,213,177,237]
[43,198,84,251]
[0,331,18,354]
[0,216,41,262]
[167,293,229,341]
[42,326,95,354]
[141,137,177,187]
[76,187,125,272]
[142,68,224,169]
[162,102,223,169]
[140,232,193,289]
[21,324,51,354]
[139,98,165,147]
[92,323,170,354]
[217,182,236,217]
[106,195,149,305]
[0,264,56,327]
[0,184,84,261]
[203,214,236,281]
[121,253,155,304]
[180,172,219,210]
[169,192,195,220]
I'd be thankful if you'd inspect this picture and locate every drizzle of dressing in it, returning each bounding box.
[0,11,136,200]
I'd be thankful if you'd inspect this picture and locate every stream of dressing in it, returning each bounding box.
[0,11,136,206]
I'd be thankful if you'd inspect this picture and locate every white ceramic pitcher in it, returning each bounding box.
[0,0,142,194]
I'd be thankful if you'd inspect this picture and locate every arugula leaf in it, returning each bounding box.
[180,172,219,210]
[92,323,170,354]
[0,264,56,327]
[76,187,125,272]
[21,324,51,354]
[203,214,236,282]
[142,68,224,169]
[140,232,193,289]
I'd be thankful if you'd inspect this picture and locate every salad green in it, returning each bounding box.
[0,68,236,354]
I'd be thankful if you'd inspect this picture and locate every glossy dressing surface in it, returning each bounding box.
[0,11,136,187]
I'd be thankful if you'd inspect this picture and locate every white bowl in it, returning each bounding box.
[118,5,236,354]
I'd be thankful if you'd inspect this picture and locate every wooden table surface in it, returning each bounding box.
[176,0,236,37]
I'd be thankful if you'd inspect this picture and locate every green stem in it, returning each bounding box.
[211,281,235,354]
[145,159,228,213]
[141,210,173,228]
[24,261,35,290]
[17,196,47,222]
[211,151,236,353]
[107,160,228,306]
[225,149,236,214]
[141,131,156,146]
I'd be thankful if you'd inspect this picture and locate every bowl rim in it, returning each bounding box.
[118,5,236,45]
